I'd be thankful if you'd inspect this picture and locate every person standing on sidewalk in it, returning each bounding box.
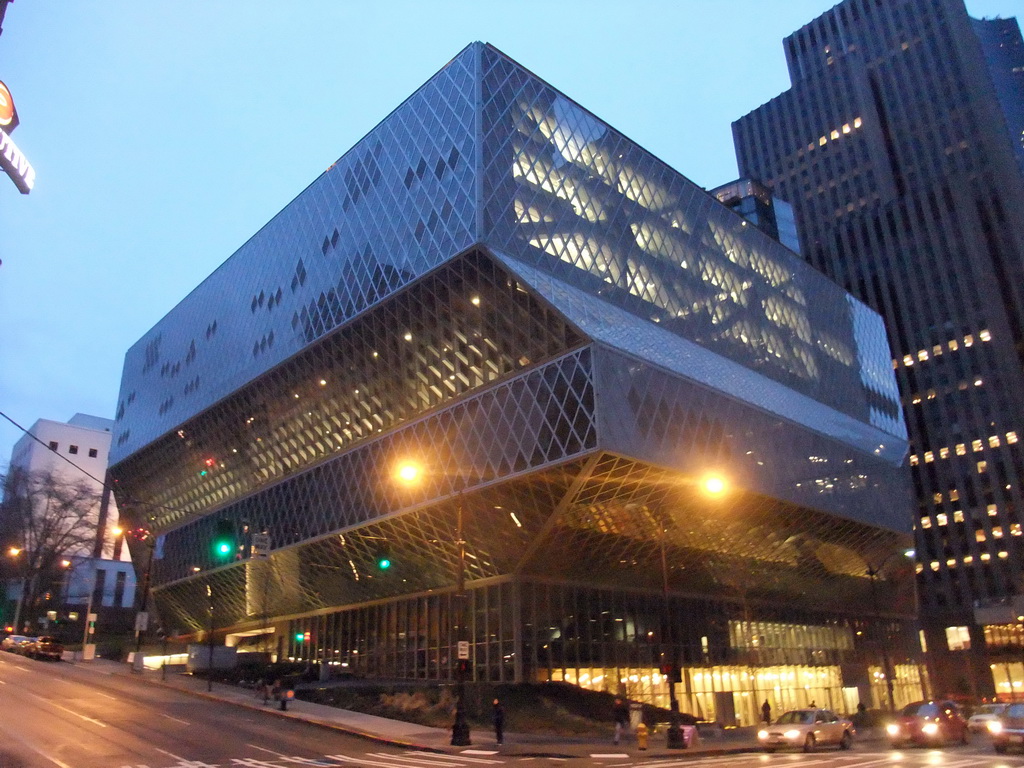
[761,699,771,725]
[492,698,505,745]
[613,698,630,745]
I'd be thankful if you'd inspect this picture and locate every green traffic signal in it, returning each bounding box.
[377,556,391,570]
[213,519,235,560]
[295,632,305,642]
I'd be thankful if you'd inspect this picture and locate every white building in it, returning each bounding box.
[5,414,135,627]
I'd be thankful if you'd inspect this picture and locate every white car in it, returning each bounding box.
[758,708,855,752]
[969,703,1008,733]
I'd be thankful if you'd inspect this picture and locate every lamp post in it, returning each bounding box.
[659,518,684,749]
[659,474,728,748]
[866,565,896,712]
[396,461,471,746]
[866,548,912,713]
[7,546,28,633]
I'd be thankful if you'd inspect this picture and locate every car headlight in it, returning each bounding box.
[921,722,939,736]
[886,723,901,736]
[784,729,801,740]
[989,721,1004,734]
[757,730,769,739]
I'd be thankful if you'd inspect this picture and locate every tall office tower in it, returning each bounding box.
[733,0,1024,697]
[111,42,917,721]
[972,15,1024,171]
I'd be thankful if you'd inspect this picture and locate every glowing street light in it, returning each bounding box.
[702,474,727,496]
[393,458,471,746]
[396,461,422,485]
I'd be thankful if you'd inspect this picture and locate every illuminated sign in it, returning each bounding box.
[0,127,34,193]
[0,80,33,194]
[0,80,19,130]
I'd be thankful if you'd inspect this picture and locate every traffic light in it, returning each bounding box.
[659,662,682,683]
[375,545,392,570]
[213,519,235,560]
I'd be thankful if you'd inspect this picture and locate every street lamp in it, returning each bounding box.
[396,460,471,746]
[866,548,913,712]
[6,546,36,635]
[660,472,728,749]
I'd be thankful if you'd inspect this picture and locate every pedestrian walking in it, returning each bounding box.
[613,698,630,745]
[761,699,771,725]
[492,698,505,745]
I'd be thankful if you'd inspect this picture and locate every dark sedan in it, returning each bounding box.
[25,636,63,661]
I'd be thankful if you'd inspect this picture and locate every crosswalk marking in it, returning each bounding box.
[368,754,500,766]
[401,752,503,764]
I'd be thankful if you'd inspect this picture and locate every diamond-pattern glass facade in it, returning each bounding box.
[111,43,919,722]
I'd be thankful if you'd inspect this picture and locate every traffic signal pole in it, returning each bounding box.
[660,523,685,749]
[451,493,471,746]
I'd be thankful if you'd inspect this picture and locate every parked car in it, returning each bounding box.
[757,708,855,752]
[968,702,1008,733]
[886,700,969,747]
[990,702,1024,753]
[0,635,31,654]
[24,635,63,661]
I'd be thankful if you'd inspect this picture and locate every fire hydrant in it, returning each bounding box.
[635,722,649,750]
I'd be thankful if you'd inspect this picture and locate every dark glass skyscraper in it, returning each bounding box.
[734,0,1024,697]
[110,42,918,722]
[972,15,1024,172]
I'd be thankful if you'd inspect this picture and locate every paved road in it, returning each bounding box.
[5,651,1024,768]
[0,652,514,768]
[611,743,1024,767]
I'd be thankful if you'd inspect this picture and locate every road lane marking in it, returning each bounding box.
[395,753,502,764]
[590,754,629,759]
[0,722,74,768]
[24,691,107,727]
[329,754,454,768]
[376,754,502,765]
[161,713,190,725]
[153,747,186,761]
[249,744,289,757]
[401,753,502,764]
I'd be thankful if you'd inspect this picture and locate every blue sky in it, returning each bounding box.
[0,1,1019,461]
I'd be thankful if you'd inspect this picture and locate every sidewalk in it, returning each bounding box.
[66,657,845,759]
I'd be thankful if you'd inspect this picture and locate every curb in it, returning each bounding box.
[67,660,446,753]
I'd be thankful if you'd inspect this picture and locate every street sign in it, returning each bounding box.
[135,611,149,631]
[252,532,271,559]
[457,640,470,660]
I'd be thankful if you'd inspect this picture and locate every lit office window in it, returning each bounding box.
[945,626,971,651]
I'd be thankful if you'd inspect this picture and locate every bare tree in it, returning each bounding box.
[1,466,101,631]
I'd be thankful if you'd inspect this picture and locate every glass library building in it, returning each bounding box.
[109,43,922,725]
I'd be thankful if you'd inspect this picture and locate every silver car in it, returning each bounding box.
[969,703,1008,733]
[758,708,855,752]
